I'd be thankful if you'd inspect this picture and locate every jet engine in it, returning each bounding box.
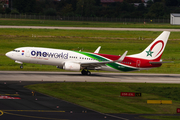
[63,62,80,71]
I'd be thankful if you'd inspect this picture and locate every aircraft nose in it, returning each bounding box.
[5,52,12,58]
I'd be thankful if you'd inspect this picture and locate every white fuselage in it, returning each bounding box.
[6,47,117,72]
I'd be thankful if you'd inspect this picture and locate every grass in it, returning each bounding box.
[1,29,180,73]
[1,18,180,29]
[26,82,180,115]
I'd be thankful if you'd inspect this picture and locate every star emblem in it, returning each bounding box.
[146,49,154,57]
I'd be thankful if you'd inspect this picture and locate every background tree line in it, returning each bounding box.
[1,0,180,19]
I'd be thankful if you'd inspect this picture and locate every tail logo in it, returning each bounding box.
[146,49,154,57]
[147,40,164,57]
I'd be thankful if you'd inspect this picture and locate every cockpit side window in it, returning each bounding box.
[13,50,20,52]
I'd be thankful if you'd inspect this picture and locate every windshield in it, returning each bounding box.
[13,50,20,52]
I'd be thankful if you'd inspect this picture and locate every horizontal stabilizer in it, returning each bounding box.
[149,61,173,64]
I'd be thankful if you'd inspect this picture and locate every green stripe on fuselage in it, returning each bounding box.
[75,51,108,62]
[107,63,138,72]
[75,51,138,72]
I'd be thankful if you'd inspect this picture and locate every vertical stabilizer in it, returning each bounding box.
[129,31,170,61]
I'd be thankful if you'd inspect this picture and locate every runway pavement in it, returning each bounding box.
[0,71,180,83]
[1,25,180,31]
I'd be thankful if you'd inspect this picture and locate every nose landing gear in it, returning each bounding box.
[20,64,23,69]
[15,61,23,69]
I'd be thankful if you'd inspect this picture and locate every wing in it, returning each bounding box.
[79,51,128,68]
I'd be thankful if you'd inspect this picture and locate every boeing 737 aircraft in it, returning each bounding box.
[6,31,170,75]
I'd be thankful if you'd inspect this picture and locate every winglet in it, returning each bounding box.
[94,46,101,53]
[115,51,128,62]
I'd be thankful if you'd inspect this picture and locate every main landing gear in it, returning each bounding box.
[81,69,91,75]
[20,64,23,69]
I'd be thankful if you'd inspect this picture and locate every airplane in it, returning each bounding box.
[6,31,170,75]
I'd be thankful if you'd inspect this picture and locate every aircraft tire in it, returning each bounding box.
[81,69,91,75]
[20,65,23,69]
[87,71,91,75]
[81,69,87,75]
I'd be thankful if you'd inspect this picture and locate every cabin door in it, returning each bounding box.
[136,60,141,68]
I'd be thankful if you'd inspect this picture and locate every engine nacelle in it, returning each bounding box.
[63,62,80,71]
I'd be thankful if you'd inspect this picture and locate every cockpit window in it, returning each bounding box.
[13,50,20,52]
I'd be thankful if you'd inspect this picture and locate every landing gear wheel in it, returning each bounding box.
[81,69,87,75]
[20,65,23,69]
[81,69,91,75]
[87,71,91,75]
